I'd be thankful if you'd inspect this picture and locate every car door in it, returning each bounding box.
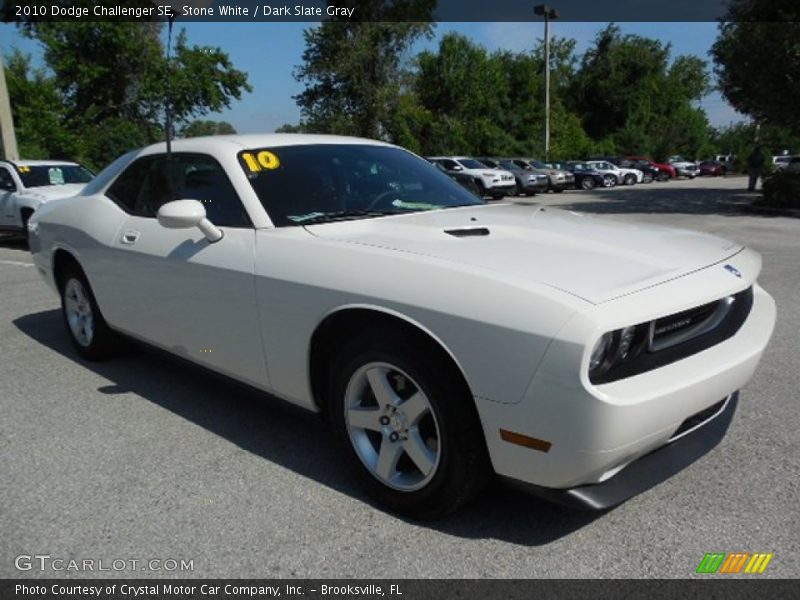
[100,152,269,389]
[0,166,19,227]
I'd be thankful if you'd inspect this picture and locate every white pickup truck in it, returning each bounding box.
[0,159,93,243]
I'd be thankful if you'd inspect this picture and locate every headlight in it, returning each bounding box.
[588,324,649,382]
[590,332,614,371]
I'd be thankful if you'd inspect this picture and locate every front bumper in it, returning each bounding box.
[502,392,737,509]
[474,276,775,493]
[523,179,549,193]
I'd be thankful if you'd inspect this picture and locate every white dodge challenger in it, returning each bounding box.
[29,135,776,518]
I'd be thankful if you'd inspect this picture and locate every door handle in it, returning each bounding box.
[121,230,140,245]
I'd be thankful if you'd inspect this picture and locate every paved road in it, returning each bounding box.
[1,176,798,579]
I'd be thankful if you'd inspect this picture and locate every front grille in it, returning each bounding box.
[650,297,728,352]
[670,398,728,440]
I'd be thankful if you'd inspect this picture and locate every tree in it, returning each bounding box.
[180,120,237,137]
[571,25,710,158]
[293,1,434,138]
[3,50,78,160]
[711,0,800,134]
[13,21,251,168]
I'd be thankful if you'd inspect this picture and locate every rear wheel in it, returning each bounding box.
[329,329,491,518]
[580,177,596,190]
[643,172,654,184]
[657,171,669,182]
[59,262,120,360]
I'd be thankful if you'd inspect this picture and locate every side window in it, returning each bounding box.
[441,159,459,170]
[0,167,16,191]
[106,156,159,213]
[107,154,250,227]
[175,155,250,227]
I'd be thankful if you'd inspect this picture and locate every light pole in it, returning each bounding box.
[534,4,559,161]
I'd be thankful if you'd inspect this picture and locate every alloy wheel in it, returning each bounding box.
[64,278,95,347]
[344,362,441,492]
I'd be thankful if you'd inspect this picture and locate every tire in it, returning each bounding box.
[623,173,636,186]
[553,187,564,193]
[580,177,595,190]
[657,171,669,182]
[328,328,491,518]
[643,173,654,184]
[59,262,120,361]
[602,174,616,188]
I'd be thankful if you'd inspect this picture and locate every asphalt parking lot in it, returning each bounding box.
[1,175,798,579]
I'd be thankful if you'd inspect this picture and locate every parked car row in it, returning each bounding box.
[425,152,735,200]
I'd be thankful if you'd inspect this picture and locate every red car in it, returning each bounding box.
[699,160,726,176]
[625,156,676,180]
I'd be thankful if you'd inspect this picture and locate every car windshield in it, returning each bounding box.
[529,160,547,169]
[457,158,488,170]
[478,159,499,168]
[239,145,484,226]
[569,163,587,171]
[16,164,94,188]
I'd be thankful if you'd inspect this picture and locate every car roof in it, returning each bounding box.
[1,159,80,167]
[138,133,394,156]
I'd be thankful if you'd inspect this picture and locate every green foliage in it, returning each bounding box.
[293,22,729,161]
[712,0,800,135]
[762,171,800,208]
[293,1,434,138]
[570,25,710,160]
[7,21,250,169]
[180,120,237,137]
[3,50,79,160]
[710,122,800,173]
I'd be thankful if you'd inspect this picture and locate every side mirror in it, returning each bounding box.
[157,199,223,243]
[0,180,15,191]
[451,165,463,171]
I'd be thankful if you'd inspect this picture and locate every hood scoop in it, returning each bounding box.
[444,227,490,238]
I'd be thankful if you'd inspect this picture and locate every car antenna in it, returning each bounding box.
[164,14,175,194]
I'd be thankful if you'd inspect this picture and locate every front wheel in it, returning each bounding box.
[59,263,120,360]
[329,330,490,518]
[602,174,616,188]
[657,171,669,182]
[623,173,636,185]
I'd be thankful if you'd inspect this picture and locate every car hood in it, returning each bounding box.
[20,184,85,202]
[305,203,743,304]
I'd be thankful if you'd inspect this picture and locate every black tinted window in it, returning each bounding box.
[0,167,16,190]
[107,154,250,227]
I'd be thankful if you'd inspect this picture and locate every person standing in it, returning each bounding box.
[747,145,766,191]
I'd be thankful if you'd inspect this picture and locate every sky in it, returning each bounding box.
[0,21,744,134]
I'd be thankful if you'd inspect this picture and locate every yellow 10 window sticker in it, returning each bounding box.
[239,150,281,174]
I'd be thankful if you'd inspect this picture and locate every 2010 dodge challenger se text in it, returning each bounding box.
[29,135,776,518]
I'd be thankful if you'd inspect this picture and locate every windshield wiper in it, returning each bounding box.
[295,209,400,225]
